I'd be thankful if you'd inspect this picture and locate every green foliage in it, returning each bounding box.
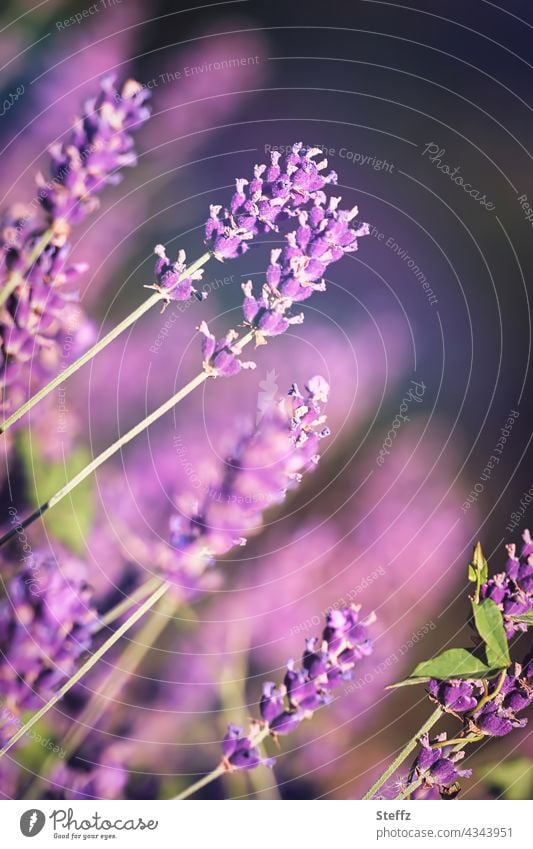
[18,431,94,554]
[472,599,510,668]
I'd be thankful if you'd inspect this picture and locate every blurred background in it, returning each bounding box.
[0,0,532,800]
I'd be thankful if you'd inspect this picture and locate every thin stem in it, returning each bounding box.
[25,588,175,799]
[0,229,54,308]
[97,575,163,630]
[0,250,212,433]
[362,706,443,800]
[0,580,170,760]
[173,727,270,800]
[470,668,507,714]
[0,330,256,547]
[0,370,210,547]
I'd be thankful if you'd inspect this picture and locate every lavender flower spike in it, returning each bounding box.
[409,734,472,800]
[167,376,330,582]
[221,604,375,773]
[205,144,339,261]
[0,550,97,743]
[1,76,150,416]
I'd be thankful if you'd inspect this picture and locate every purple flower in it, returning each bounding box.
[1,76,149,416]
[471,661,533,738]
[204,145,339,261]
[428,679,483,713]
[0,549,97,732]
[409,734,472,799]
[148,245,206,304]
[167,376,330,582]
[199,321,256,377]
[37,76,150,226]
[220,603,374,772]
[222,724,273,770]
[480,530,533,638]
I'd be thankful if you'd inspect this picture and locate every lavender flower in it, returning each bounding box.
[1,76,149,414]
[428,679,483,714]
[48,742,129,800]
[0,549,97,735]
[204,144,339,261]
[200,144,368,375]
[470,660,532,737]
[37,76,150,226]
[409,734,472,800]
[167,376,330,581]
[221,604,374,772]
[481,532,533,637]
[148,245,206,305]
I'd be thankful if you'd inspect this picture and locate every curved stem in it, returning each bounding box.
[0,251,212,433]
[173,727,270,800]
[25,589,176,799]
[362,706,442,800]
[0,580,170,761]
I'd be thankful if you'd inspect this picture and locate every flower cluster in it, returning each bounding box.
[480,530,533,637]
[200,145,368,376]
[222,604,375,770]
[408,734,472,800]
[204,144,338,261]
[0,550,97,742]
[405,531,533,799]
[168,376,330,582]
[1,76,150,414]
[149,244,206,304]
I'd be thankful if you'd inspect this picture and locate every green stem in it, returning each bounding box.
[97,575,163,630]
[0,330,255,547]
[173,727,270,800]
[0,251,212,433]
[25,588,175,799]
[0,370,210,546]
[0,229,54,309]
[362,706,443,800]
[470,668,507,714]
[0,580,170,761]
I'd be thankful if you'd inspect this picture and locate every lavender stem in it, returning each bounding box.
[0,250,212,434]
[362,706,443,800]
[25,590,176,798]
[173,727,270,800]
[0,580,171,761]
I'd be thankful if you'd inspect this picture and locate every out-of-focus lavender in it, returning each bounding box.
[0,76,150,418]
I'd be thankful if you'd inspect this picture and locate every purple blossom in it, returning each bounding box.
[37,76,150,226]
[0,549,97,733]
[1,76,149,415]
[409,734,472,799]
[148,245,206,304]
[199,321,256,377]
[222,604,375,772]
[428,679,484,713]
[480,531,533,638]
[167,376,330,583]
[204,144,339,261]
[470,661,533,738]
[47,743,129,800]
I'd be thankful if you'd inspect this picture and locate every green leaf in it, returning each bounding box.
[410,648,501,680]
[469,541,488,586]
[472,599,510,669]
[510,611,533,625]
[17,432,94,554]
[386,677,430,690]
